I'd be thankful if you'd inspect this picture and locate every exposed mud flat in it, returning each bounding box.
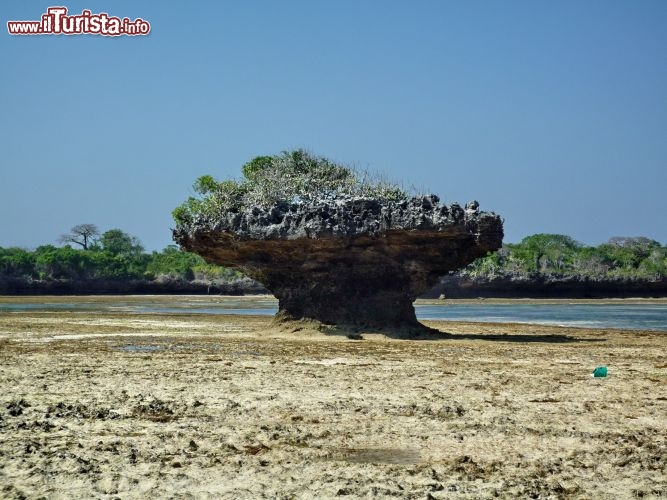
[0,302,665,498]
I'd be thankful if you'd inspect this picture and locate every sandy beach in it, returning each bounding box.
[0,298,665,498]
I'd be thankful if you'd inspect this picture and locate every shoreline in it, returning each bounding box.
[1,295,665,333]
[3,275,667,299]
[1,294,667,305]
[417,296,667,305]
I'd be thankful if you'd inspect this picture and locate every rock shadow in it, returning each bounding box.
[322,323,605,343]
[271,317,607,343]
[434,332,607,344]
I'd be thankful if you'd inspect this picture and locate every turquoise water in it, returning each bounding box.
[414,303,667,331]
[1,299,665,331]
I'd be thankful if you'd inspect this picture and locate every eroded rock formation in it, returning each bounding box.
[173,195,503,329]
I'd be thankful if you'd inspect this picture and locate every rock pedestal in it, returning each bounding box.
[173,196,503,329]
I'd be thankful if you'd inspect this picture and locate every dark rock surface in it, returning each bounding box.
[0,278,268,296]
[174,195,503,328]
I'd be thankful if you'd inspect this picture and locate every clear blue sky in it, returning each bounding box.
[2,1,666,251]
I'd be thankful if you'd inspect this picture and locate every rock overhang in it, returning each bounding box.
[173,194,503,329]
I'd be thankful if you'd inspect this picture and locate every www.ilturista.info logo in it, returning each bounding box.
[7,7,150,36]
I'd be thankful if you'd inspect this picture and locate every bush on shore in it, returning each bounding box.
[462,234,667,281]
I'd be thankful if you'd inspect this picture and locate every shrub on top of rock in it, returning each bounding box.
[172,149,407,227]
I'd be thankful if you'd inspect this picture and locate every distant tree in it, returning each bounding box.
[58,224,99,250]
[597,237,664,274]
[146,245,203,280]
[0,247,36,278]
[606,237,660,260]
[100,229,144,257]
[461,233,666,280]
[35,245,86,279]
[511,234,582,273]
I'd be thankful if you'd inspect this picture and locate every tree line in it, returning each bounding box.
[462,234,667,281]
[1,227,665,284]
[0,225,240,282]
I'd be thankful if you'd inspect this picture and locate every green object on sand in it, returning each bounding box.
[592,366,608,378]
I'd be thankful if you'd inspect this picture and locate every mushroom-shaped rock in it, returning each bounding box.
[173,150,503,328]
[172,150,503,330]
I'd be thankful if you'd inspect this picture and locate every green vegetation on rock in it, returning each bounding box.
[172,149,408,228]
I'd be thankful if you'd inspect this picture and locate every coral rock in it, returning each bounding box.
[173,195,503,328]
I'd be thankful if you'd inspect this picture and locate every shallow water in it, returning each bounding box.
[415,303,667,331]
[1,298,666,331]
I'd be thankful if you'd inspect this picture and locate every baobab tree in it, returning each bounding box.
[58,224,100,250]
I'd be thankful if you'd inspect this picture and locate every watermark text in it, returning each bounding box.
[7,7,150,36]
